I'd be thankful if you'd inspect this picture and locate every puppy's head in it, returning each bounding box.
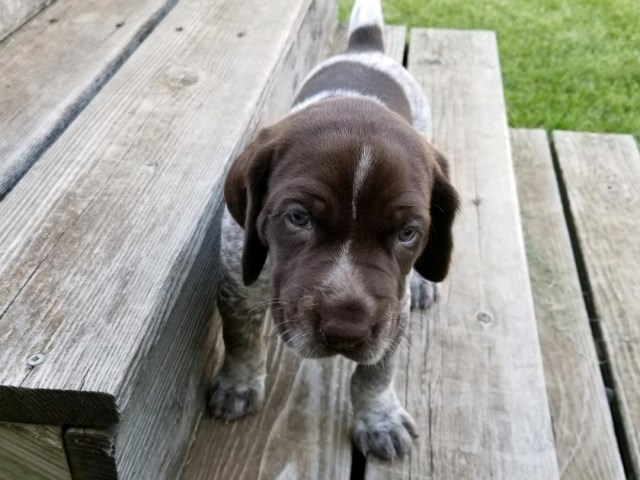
[225,98,459,364]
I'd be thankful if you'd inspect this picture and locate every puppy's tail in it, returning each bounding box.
[347,0,385,52]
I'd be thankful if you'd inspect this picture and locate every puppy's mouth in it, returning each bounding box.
[273,302,401,365]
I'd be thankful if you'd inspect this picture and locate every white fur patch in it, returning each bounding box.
[352,145,373,219]
[325,240,357,290]
[322,241,374,318]
[298,52,433,140]
[348,0,384,35]
[291,88,386,114]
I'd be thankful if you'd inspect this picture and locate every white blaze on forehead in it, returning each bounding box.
[352,145,374,220]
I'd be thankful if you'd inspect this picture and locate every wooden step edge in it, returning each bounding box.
[62,1,338,479]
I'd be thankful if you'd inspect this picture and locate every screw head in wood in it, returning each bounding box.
[26,353,45,367]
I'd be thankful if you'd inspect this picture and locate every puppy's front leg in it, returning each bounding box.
[208,276,268,421]
[351,355,418,460]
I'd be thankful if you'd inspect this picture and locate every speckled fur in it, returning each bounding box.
[350,287,418,459]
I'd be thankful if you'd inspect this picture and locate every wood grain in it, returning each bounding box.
[0,1,330,480]
[180,341,354,480]
[511,129,624,479]
[0,1,335,479]
[179,25,406,480]
[0,0,52,41]
[553,131,640,477]
[384,24,406,62]
[0,0,176,199]
[369,30,559,479]
[0,0,330,423]
[0,422,71,480]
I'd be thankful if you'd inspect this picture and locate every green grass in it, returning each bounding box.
[339,0,640,139]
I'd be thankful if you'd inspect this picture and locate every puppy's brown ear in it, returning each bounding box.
[414,150,460,282]
[224,128,275,285]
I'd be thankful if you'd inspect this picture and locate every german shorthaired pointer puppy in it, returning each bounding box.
[209,0,460,460]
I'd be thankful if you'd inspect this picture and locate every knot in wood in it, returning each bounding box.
[476,312,492,324]
[162,68,199,92]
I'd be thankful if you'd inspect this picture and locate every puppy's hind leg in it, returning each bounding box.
[208,275,269,421]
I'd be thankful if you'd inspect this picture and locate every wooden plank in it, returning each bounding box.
[511,129,625,479]
[0,0,177,199]
[0,422,71,480]
[179,25,406,480]
[368,29,560,479]
[180,343,354,480]
[553,131,640,476]
[0,0,52,41]
[0,0,331,424]
[0,0,335,477]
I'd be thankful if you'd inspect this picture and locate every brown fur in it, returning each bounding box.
[224,97,459,363]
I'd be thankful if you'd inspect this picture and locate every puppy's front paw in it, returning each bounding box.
[352,395,418,460]
[207,373,265,422]
[410,274,438,310]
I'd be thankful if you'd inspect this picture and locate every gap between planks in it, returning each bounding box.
[551,131,640,479]
[511,128,625,480]
[0,0,53,41]
[368,29,559,480]
[0,0,179,200]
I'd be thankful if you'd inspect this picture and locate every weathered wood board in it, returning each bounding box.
[0,0,335,478]
[0,0,176,199]
[369,30,560,479]
[0,422,71,480]
[511,129,624,479]
[179,25,407,480]
[0,0,329,425]
[553,131,640,477]
[0,0,52,41]
[180,342,354,480]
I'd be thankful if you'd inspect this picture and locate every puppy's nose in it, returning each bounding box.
[317,298,372,349]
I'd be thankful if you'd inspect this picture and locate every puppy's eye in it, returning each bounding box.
[398,227,417,244]
[286,208,311,228]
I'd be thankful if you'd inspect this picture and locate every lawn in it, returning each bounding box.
[339,0,640,139]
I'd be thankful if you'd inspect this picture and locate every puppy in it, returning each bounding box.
[209,0,459,460]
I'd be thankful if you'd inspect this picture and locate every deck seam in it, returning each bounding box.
[548,132,636,480]
[0,0,180,201]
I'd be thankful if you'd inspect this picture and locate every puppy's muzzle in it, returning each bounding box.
[316,297,376,351]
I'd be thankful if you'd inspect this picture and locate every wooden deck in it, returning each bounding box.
[1,1,639,479]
